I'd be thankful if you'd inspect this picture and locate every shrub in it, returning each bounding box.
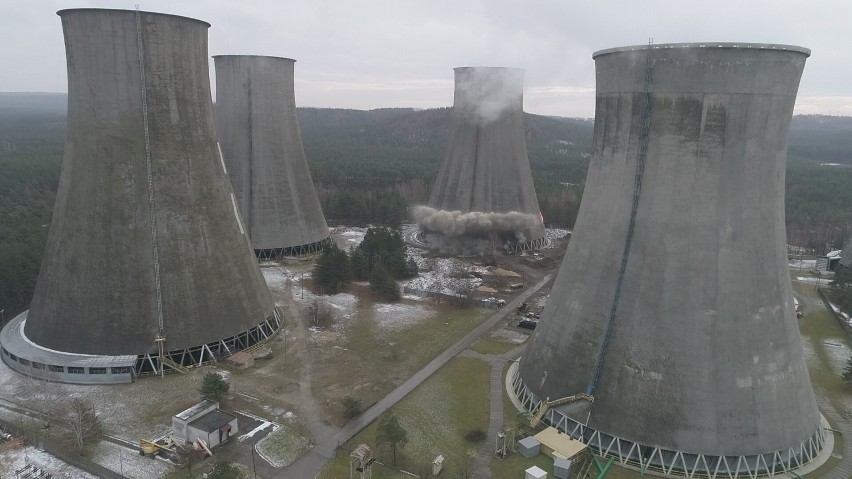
[464,429,486,443]
[199,372,230,402]
[342,396,363,419]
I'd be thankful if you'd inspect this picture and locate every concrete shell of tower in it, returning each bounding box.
[428,67,545,244]
[517,43,822,470]
[22,9,275,357]
[214,55,330,255]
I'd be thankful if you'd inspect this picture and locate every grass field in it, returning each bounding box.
[319,357,490,479]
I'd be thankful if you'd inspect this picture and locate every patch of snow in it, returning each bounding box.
[262,267,291,289]
[333,226,367,248]
[372,302,435,332]
[546,228,570,240]
[789,259,818,269]
[89,440,174,479]
[323,293,358,311]
[0,446,99,479]
[238,420,278,442]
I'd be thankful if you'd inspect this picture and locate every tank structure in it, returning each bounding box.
[214,55,331,259]
[511,43,828,478]
[415,67,546,254]
[0,9,278,385]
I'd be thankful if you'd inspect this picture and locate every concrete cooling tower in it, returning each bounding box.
[214,55,331,259]
[0,9,278,384]
[512,43,827,478]
[416,67,546,254]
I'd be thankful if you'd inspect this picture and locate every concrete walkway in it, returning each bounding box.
[465,344,527,479]
[277,275,553,479]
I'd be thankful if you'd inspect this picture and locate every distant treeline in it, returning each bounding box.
[0,93,851,316]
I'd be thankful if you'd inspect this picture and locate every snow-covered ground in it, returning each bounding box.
[402,253,482,296]
[372,302,435,332]
[795,276,832,284]
[334,227,367,249]
[545,228,570,241]
[790,258,818,269]
[89,440,174,479]
[0,446,98,479]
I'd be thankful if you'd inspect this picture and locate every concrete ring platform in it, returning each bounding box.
[1,312,137,384]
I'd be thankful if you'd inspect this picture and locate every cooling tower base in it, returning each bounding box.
[506,362,832,479]
[255,236,333,260]
[1,308,282,384]
[420,232,548,256]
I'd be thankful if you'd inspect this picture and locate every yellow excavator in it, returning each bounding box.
[139,437,174,457]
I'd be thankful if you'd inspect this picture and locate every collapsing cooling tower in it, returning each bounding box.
[513,44,826,477]
[0,9,277,384]
[214,55,330,259]
[416,67,545,253]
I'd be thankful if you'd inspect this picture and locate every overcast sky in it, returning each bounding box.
[2,0,851,117]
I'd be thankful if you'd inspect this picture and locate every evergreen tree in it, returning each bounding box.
[370,263,401,301]
[357,226,417,279]
[349,248,370,281]
[199,372,230,402]
[830,265,852,311]
[403,257,419,279]
[313,244,351,294]
[376,413,408,466]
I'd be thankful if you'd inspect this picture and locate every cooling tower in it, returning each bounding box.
[513,43,826,477]
[0,9,278,384]
[214,55,330,259]
[419,67,545,253]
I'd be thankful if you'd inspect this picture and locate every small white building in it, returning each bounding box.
[172,400,238,448]
[526,465,548,479]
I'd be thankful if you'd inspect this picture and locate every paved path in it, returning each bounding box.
[469,344,528,479]
[276,274,553,479]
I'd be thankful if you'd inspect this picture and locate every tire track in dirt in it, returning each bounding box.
[278,269,339,451]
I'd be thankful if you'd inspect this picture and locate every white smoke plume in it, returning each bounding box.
[412,205,541,242]
[455,67,524,124]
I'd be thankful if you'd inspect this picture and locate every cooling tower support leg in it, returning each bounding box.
[593,456,614,479]
[508,361,831,479]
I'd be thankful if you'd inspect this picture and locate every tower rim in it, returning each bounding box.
[56,8,211,28]
[213,55,296,63]
[592,42,810,59]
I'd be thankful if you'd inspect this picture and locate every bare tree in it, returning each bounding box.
[455,452,476,479]
[310,298,338,328]
[64,398,102,454]
[16,367,66,428]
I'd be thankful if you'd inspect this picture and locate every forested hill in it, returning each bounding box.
[788,115,852,165]
[298,107,595,187]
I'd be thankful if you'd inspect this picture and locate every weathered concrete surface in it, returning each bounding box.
[214,55,329,251]
[24,9,274,355]
[428,67,544,244]
[520,44,819,457]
